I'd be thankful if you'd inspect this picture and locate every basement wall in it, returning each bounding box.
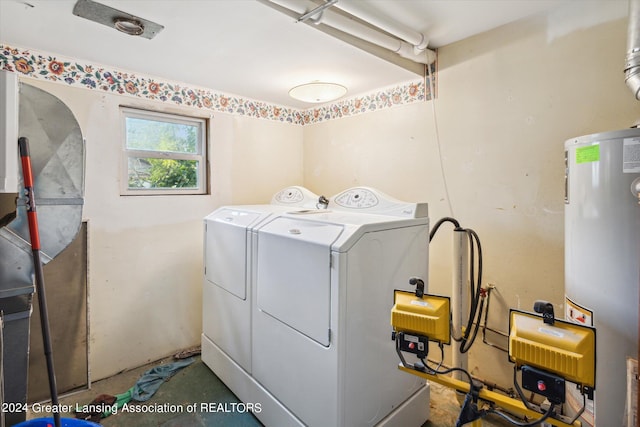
[20,79,304,381]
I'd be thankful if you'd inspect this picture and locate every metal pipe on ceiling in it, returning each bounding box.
[297,0,338,22]
[331,0,429,53]
[264,0,435,65]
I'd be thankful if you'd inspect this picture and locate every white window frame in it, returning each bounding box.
[121,107,207,195]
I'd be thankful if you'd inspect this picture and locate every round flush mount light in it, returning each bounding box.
[289,82,347,103]
[114,17,145,36]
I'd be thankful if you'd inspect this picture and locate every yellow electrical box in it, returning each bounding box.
[508,310,596,388]
[391,290,451,344]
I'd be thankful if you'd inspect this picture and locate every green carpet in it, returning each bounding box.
[98,359,263,427]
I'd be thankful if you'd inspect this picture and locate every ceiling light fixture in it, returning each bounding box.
[288,82,347,104]
[113,17,144,36]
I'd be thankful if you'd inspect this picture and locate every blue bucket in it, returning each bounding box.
[14,418,101,427]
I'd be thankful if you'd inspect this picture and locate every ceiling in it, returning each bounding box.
[0,0,597,109]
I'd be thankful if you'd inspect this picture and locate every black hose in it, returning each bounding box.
[429,217,461,241]
[460,228,483,353]
[429,217,484,353]
[423,343,474,388]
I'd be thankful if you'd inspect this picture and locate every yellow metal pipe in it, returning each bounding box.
[397,365,581,427]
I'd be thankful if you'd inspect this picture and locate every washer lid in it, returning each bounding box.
[258,216,344,245]
[256,217,343,346]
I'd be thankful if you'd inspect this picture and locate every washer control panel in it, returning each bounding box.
[329,187,428,218]
[333,187,379,209]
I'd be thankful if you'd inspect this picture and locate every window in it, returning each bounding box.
[121,107,207,195]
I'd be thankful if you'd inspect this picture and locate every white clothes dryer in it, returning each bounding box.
[202,186,322,373]
[203,187,431,427]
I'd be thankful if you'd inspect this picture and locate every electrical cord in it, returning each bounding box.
[425,59,455,217]
[421,343,474,388]
[487,404,555,427]
[411,325,560,427]
[422,345,488,427]
[422,350,556,427]
[428,364,475,389]
[418,343,557,427]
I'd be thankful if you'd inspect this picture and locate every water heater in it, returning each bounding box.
[564,128,640,426]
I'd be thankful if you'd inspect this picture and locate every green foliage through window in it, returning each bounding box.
[122,109,206,194]
[128,158,199,189]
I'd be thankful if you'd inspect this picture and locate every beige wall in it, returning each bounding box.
[303,4,640,386]
[22,79,303,380]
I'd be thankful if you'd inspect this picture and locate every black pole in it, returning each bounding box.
[18,137,61,427]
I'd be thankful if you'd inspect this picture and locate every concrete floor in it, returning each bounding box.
[26,356,513,427]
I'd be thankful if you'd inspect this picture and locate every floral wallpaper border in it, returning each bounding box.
[0,44,434,125]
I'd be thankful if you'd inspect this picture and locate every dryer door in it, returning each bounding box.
[256,217,342,346]
[205,208,264,299]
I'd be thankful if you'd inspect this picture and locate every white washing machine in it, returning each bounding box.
[202,186,323,374]
[203,187,431,427]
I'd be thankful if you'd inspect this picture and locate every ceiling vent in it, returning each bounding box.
[72,0,164,40]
